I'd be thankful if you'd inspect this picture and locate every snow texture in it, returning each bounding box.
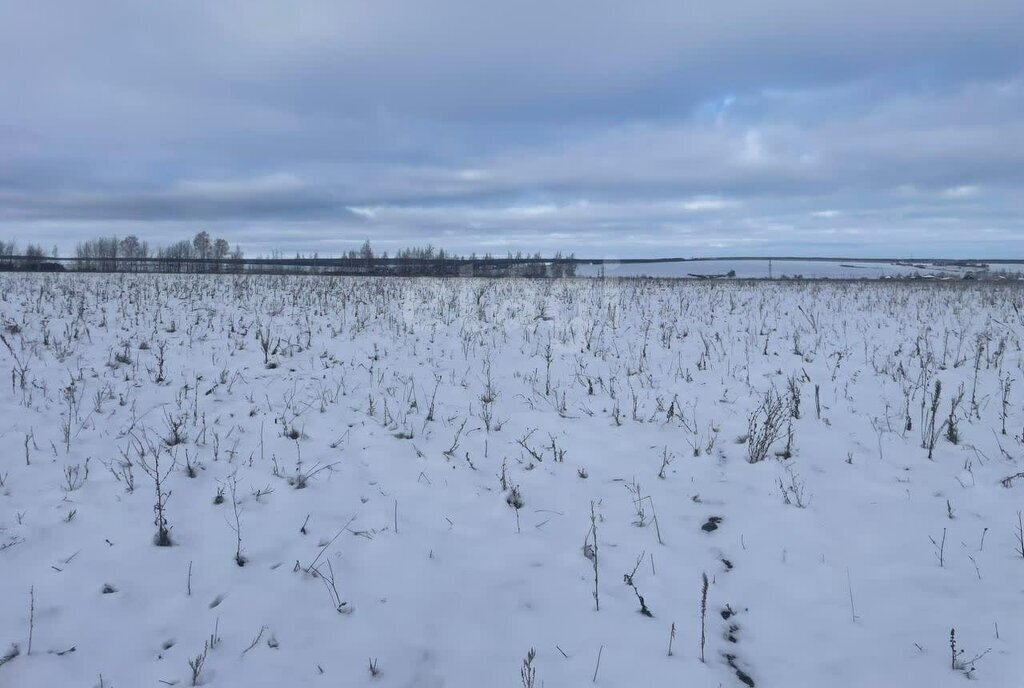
[1,273,1023,687]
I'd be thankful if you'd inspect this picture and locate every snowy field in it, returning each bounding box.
[2,273,1024,688]
[576,259,1024,280]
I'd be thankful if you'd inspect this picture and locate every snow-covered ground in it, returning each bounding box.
[577,259,1024,280]
[1,274,1023,687]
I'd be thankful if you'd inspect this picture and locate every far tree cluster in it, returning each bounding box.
[73,232,243,271]
[0,240,57,270]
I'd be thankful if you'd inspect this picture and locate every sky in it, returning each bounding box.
[1,1,1023,258]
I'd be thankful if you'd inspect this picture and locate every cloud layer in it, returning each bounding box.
[2,1,1022,256]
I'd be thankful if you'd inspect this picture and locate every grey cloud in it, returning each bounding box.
[0,174,362,222]
[0,2,1022,255]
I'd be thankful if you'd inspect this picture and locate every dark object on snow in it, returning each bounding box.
[701,516,723,532]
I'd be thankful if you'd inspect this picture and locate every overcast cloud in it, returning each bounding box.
[1,0,1022,257]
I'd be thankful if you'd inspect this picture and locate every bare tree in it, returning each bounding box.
[193,231,212,263]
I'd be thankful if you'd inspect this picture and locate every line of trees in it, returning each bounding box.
[74,232,243,272]
[0,241,52,258]
[2,235,578,278]
[373,243,577,277]
[0,241,58,270]
[208,241,576,278]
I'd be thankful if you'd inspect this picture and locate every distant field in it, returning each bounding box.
[578,258,1024,279]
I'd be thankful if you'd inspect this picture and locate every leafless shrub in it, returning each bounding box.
[922,380,944,459]
[950,627,990,678]
[777,465,811,508]
[747,389,786,463]
[188,641,208,686]
[623,552,654,617]
[162,410,187,447]
[1014,511,1024,559]
[62,459,90,492]
[520,648,536,688]
[134,434,174,546]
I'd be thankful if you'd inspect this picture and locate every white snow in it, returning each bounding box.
[1,273,1023,687]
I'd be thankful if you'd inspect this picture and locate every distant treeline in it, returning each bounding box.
[0,235,578,277]
[0,240,59,271]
